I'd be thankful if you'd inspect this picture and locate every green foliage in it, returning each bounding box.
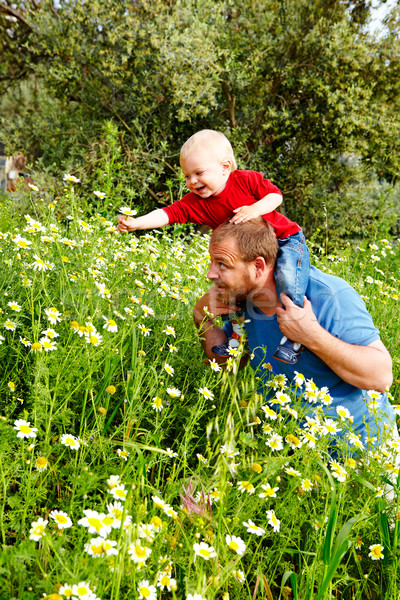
[0,0,399,240]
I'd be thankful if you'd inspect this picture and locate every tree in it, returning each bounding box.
[1,0,399,239]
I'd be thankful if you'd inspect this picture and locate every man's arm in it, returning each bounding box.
[276,295,393,393]
[117,209,169,232]
[230,193,283,224]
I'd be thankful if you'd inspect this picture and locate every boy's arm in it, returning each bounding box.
[117,209,169,232]
[230,193,282,224]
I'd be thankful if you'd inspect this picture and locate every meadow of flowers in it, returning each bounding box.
[0,177,400,600]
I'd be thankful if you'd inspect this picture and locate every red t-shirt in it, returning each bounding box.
[162,170,300,239]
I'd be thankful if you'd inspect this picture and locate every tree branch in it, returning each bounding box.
[147,187,160,202]
[221,79,236,128]
[0,2,35,30]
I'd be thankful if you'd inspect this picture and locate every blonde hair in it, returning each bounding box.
[180,130,237,172]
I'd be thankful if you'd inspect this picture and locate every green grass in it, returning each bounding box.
[0,183,399,600]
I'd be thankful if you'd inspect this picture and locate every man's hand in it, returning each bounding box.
[117,215,137,233]
[193,286,241,327]
[230,204,260,224]
[193,288,245,364]
[276,294,320,345]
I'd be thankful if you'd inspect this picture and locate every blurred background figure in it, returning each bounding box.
[3,151,33,192]
[0,143,6,193]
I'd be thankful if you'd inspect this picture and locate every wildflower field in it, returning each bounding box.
[1,179,400,600]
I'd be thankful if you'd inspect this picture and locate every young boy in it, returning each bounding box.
[117,129,309,364]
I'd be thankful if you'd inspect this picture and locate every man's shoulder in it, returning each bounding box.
[307,266,378,342]
[306,265,365,319]
[307,266,351,295]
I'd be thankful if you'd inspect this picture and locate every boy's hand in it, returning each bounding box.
[230,204,260,224]
[117,215,137,232]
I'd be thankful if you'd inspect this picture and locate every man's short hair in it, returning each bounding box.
[180,129,237,172]
[210,218,278,266]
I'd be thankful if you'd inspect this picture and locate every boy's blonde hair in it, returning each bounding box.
[180,130,237,172]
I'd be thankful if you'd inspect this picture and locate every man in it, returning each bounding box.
[193,218,394,448]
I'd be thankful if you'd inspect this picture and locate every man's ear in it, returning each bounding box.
[254,256,267,278]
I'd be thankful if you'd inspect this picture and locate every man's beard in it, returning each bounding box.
[215,276,254,306]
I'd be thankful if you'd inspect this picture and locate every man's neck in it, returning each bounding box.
[247,283,281,316]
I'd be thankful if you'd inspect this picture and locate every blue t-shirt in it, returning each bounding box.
[226,266,394,446]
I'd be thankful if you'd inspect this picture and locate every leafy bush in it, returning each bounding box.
[1,0,400,243]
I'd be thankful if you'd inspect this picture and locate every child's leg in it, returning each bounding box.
[273,231,310,364]
[212,311,246,357]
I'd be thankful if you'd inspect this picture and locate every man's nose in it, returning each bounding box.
[207,263,217,280]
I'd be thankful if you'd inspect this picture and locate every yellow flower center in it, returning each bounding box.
[56,515,68,524]
[87,517,102,531]
[286,434,300,446]
[135,545,147,557]
[77,587,88,595]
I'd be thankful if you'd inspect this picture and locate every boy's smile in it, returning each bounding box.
[180,147,231,198]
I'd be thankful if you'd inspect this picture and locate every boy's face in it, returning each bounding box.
[180,146,231,198]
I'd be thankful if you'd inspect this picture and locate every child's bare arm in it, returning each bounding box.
[230,193,283,224]
[117,209,169,232]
